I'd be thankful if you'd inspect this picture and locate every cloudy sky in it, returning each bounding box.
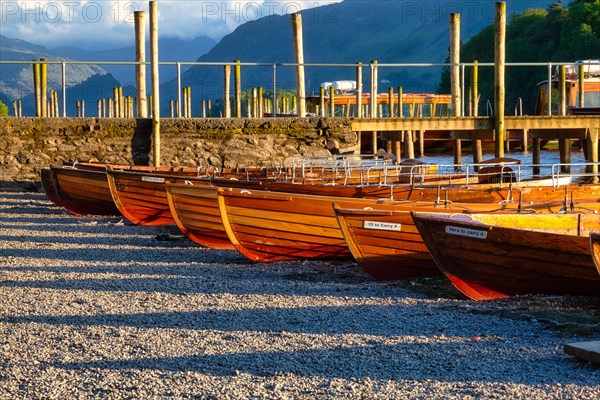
[1,0,340,50]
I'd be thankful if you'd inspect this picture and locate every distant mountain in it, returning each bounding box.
[0,35,107,102]
[159,0,554,114]
[52,35,216,85]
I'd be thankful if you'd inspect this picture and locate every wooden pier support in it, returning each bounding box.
[234,60,242,118]
[223,64,231,118]
[494,2,506,158]
[150,0,160,166]
[450,13,462,166]
[291,13,306,117]
[134,11,147,118]
[32,62,40,117]
[356,62,363,118]
[40,59,47,118]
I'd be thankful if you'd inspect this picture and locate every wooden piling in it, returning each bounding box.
[471,60,483,166]
[150,0,160,166]
[578,63,585,107]
[40,58,47,118]
[558,64,570,172]
[398,87,403,117]
[533,138,541,175]
[319,87,325,117]
[329,86,335,117]
[258,87,263,118]
[291,13,306,117]
[370,60,378,118]
[223,64,231,118]
[33,61,40,117]
[388,87,394,118]
[494,2,506,158]
[234,60,242,118]
[450,13,462,166]
[356,62,363,118]
[134,11,147,118]
[586,128,599,182]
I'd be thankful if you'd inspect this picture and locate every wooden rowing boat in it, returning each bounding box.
[591,232,600,274]
[106,166,288,226]
[216,185,589,264]
[412,212,600,300]
[40,167,62,208]
[106,166,202,226]
[50,165,120,216]
[332,194,600,280]
[165,184,234,250]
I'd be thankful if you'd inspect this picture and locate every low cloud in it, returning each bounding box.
[0,0,341,50]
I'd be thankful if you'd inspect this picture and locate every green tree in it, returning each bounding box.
[437,0,600,115]
[0,100,8,117]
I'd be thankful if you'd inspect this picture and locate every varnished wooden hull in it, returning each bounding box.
[412,212,600,300]
[106,168,206,226]
[333,205,442,280]
[592,232,600,274]
[50,165,120,216]
[216,189,421,263]
[166,184,234,250]
[40,167,62,208]
[215,186,573,264]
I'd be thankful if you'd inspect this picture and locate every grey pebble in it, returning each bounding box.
[0,192,599,399]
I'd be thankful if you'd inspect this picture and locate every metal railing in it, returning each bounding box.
[3,59,598,118]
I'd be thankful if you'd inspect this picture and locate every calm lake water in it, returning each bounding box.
[414,147,590,181]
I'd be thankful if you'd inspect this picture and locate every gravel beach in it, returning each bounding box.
[1,191,599,399]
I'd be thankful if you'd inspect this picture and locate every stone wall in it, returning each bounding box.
[0,117,358,185]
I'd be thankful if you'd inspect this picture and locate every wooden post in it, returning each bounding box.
[291,13,306,117]
[405,130,415,159]
[398,87,403,117]
[356,62,363,118]
[370,60,378,118]
[388,87,394,118]
[471,60,483,166]
[586,128,599,182]
[559,65,566,116]
[258,87,263,118]
[533,137,541,175]
[187,87,192,117]
[40,58,47,118]
[558,64,570,172]
[54,91,59,117]
[494,2,506,158]
[207,100,212,118]
[150,0,160,166]
[578,63,585,107]
[118,86,124,118]
[394,135,402,163]
[134,11,147,118]
[252,88,258,118]
[223,64,231,118]
[319,87,325,117]
[329,86,335,117]
[33,61,40,117]
[202,100,207,118]
[234,60,242,118]
[450,13,462,166]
